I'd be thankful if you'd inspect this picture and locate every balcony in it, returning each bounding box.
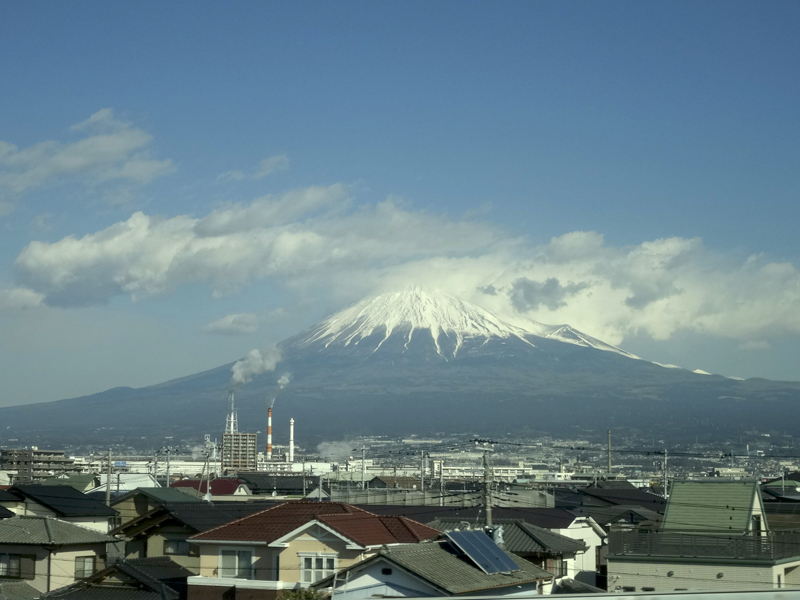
[609,530,800,562]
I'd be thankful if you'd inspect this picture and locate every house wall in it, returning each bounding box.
[278,531,368,584]
[553,519,603,585]
[113,495,159,524]
[0,542,106,594]
[63,515,113,532]
[327,559,440,599]
[143,525,202,573]
[608,558,800,592]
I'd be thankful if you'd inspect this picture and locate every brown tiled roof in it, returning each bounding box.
[189,500,439,547]
[170,478,247,495]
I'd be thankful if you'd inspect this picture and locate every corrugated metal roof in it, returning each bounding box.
[662,480,762,532]
[0,515,116,545]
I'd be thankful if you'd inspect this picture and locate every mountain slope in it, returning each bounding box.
[1,289,799,449]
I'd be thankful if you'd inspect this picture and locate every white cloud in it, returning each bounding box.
[0,200,13,218]
[0,288,44,312]
[254,154,289,179]
[217,154,289,183]
[12,186,800,347]
[203,313,259,336]
[739,340,771,351]
[15,184,499,307]
[0,109,174,196]
[216,170,246,183]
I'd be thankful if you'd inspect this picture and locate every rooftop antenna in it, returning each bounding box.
[225,390,238,435]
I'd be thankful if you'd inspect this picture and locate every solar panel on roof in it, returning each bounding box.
[446,530,519,574]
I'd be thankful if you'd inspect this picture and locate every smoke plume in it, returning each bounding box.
[278,373,291,389]
[231,344,281,386]
[317,440,356,462]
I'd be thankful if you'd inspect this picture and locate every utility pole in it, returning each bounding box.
[607,429,612,474]
[105,449,112,507]
[662,449,669,499]
[483,450,493,527]
[165,447,172,488]
[420,452,425,494]
[439,459,445,507]
[360,445,366,490]
[302,460,307,496]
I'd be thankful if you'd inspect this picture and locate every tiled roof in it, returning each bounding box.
[427,519,586,556]
[568,505,662,532]
[0,581,39,600]
[13,485,117,517]
[40,557,190,599]
[171,478,248,495]
[125,556,194,581]
[368,476,422,489]
[578,487,666,510]
[237,473,321,495]
[40,474,99,491]
[41,589,175,600]
[111,487,203,507]
[315,540,552,594]
[662,480,762,532]
[163,501,279,532]
[0,490,19,502]
[0,506,14,519]
[189,501,439,546]
[359,505,581,530]
[0,515,116,545]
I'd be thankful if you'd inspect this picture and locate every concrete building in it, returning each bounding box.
[221,433,258,472]
[0,448,80,483]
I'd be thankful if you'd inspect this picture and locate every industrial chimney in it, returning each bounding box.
[289,418,295,463]
[267,406,273,461]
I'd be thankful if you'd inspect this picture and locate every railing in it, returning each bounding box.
[609,530,800,562]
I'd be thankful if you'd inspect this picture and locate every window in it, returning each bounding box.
[74,556,95,579]
[300,554,337,584]
[220,550,253,579]
[0,555,21,579]
[164,540,192,556]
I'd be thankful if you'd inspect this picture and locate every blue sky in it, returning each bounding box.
[2,1,800,406]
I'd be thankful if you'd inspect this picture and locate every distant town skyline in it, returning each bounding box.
[2,1,800,406]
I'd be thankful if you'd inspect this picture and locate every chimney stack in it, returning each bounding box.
[289,418,295,463]
[267,407,273,461]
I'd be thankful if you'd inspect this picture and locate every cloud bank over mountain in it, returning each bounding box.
[8,185,800,349]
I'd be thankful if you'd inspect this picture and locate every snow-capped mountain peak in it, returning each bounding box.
[294,287,638,360]
[298,288,533,356]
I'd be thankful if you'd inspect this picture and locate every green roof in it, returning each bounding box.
[427,519,586,556]
[41,474,98,491]
[662,480,764,532]
[0,516,117,545]
[316,540,552,595]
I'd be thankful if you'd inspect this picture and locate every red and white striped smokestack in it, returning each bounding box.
[267,407,273,461]
[289,418,295,463]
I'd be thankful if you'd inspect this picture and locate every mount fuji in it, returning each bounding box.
[2,288,800,449]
